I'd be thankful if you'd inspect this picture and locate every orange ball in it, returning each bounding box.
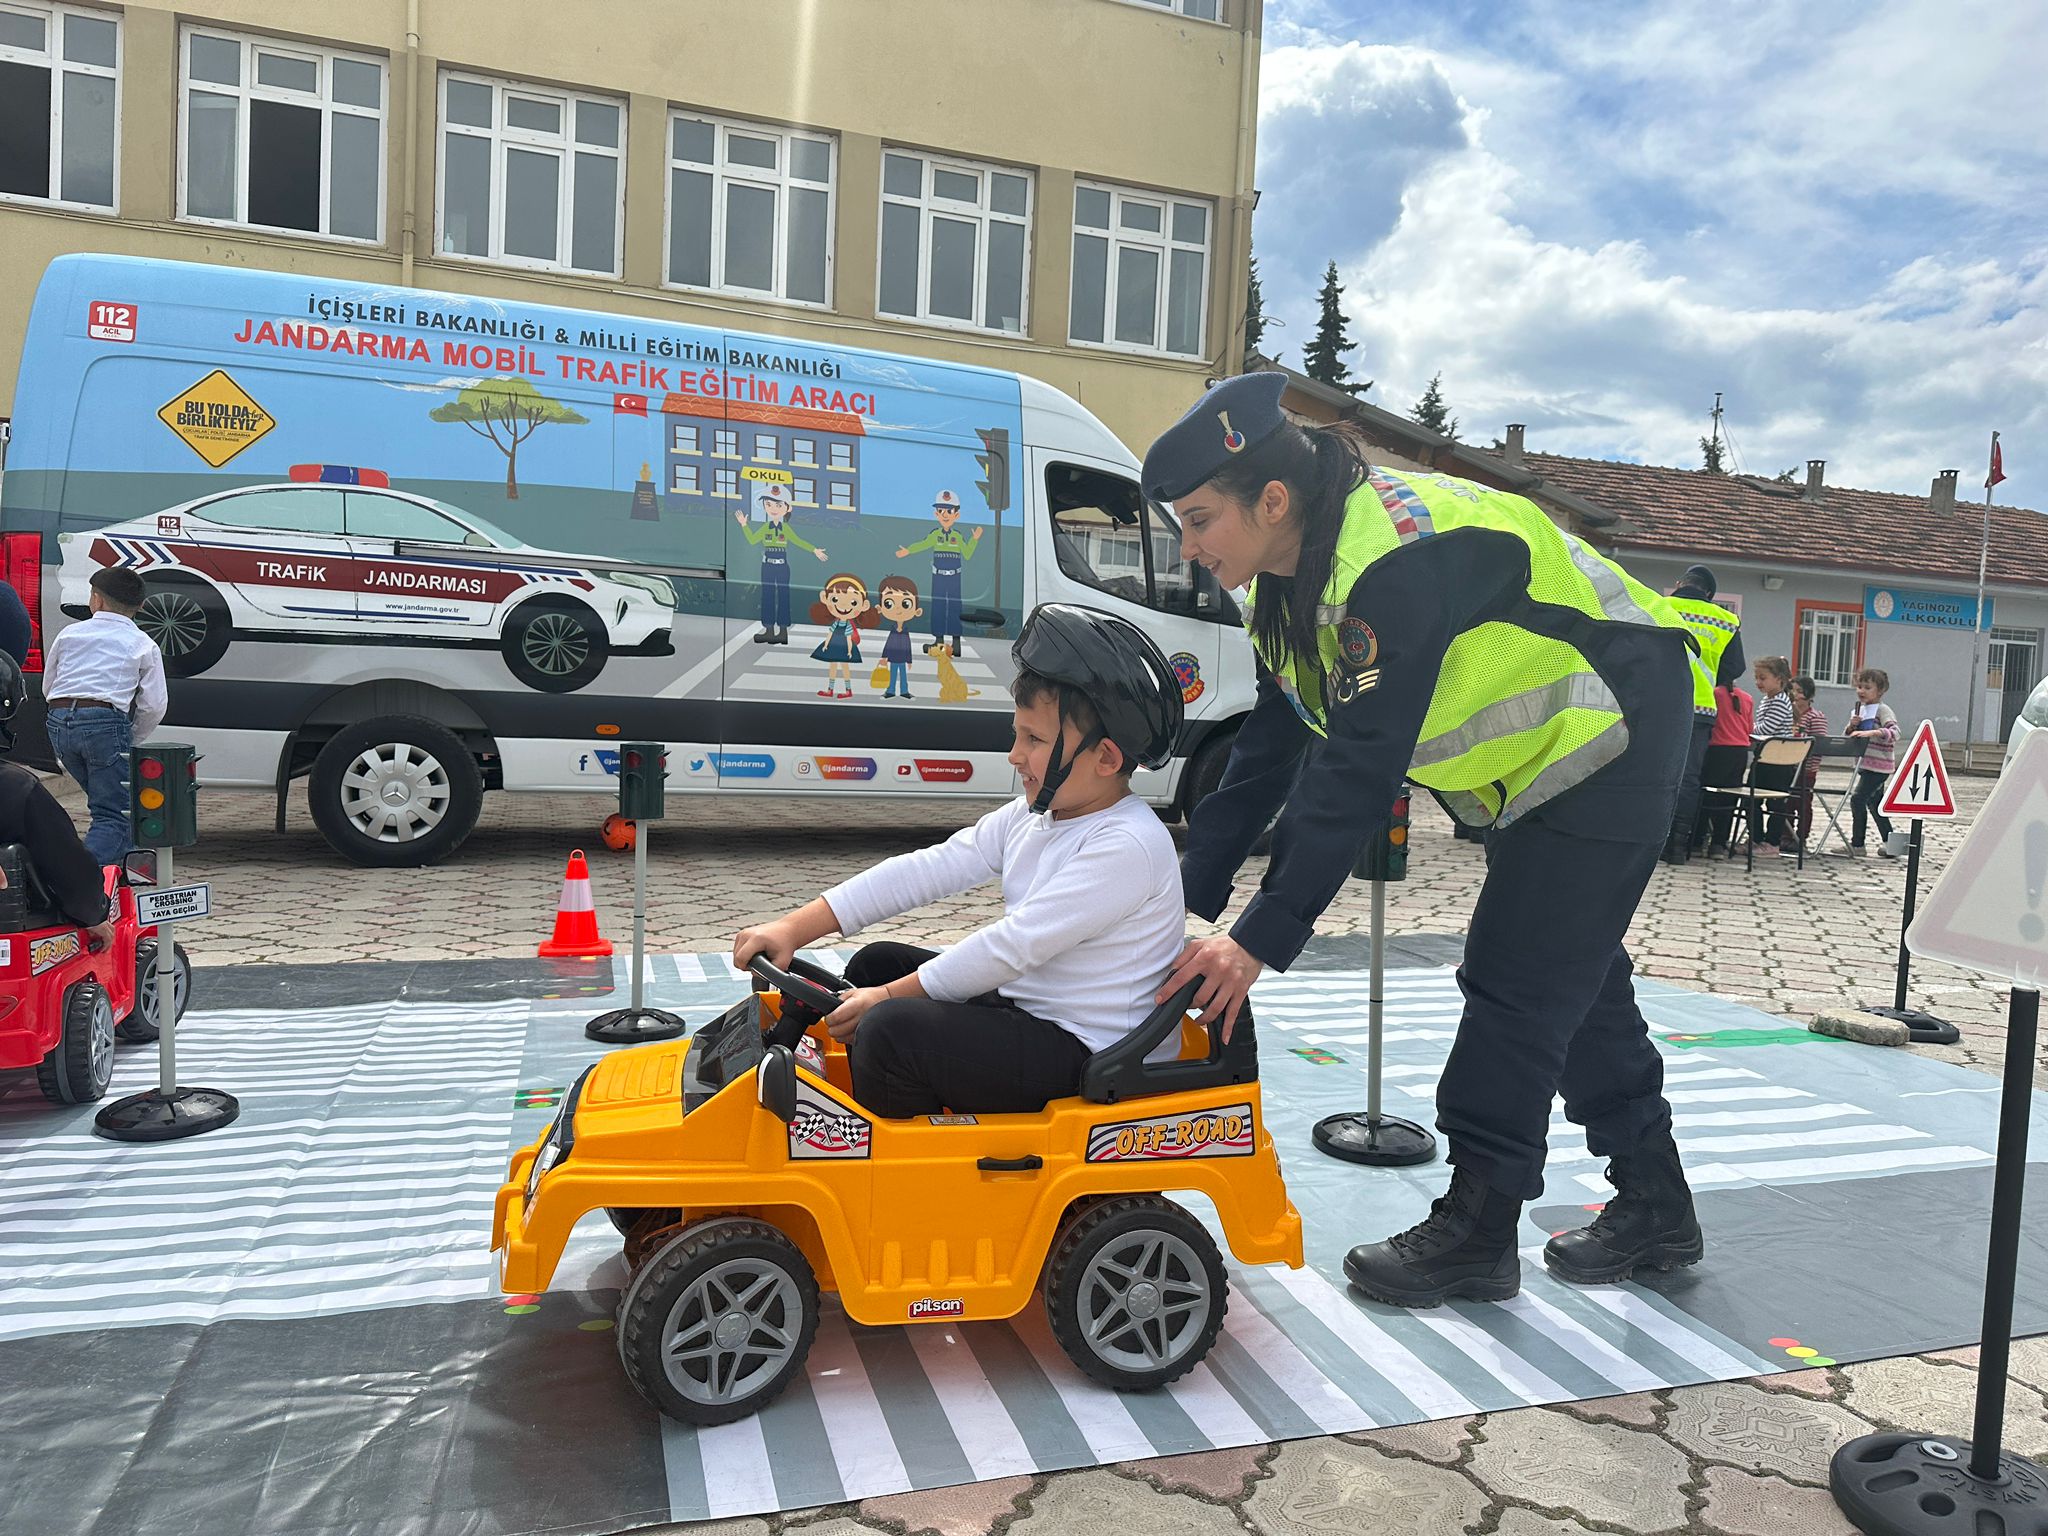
[600,813,636,851]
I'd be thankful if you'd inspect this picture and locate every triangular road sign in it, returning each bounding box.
[1881,720,1957,819]
[1908,729,2048,990]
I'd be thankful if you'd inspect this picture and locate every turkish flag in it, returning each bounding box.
[1988,434,2006,488]
[613,393,647,416]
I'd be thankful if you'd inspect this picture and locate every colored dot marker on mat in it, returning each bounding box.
[1806,1357,1837,1367]
[1786,1346,1819,1359]
[578,1319,615,1332]
[504,1303,540,1315]
[1769,1337,1800,1348]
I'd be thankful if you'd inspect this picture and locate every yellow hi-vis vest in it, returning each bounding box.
[1248,466,1693,829]
[1668,596,1740,714]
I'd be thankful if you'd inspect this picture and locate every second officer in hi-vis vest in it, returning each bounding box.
[1147,372,1705,1308]
[1663,565,1745,862]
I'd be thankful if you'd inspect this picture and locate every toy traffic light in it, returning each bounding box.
[131,743,199,849]
[974,427,1010,514]
[616,742,667,821]
[1354,787,1410,883]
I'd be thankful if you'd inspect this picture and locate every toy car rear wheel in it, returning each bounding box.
[618,1217,819,1425]
[37,980,117,1105]
[310,716,485,868]
[503,598,609,694]
[138,577,231,678]
[1044,1195,1228,1391]
[119,938,193,1044]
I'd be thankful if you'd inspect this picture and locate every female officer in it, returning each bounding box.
[1146,372,1704,1308]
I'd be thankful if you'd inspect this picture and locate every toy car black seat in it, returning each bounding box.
[0,843,68,934]
[1080,976,1259,1105]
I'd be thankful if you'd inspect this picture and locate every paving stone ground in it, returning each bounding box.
[39,769,2048,1535]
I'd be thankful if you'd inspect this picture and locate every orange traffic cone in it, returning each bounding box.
[538,848,613,958]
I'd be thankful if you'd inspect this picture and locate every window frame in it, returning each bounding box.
[663,107,836,309]
[713,467,738,499]
[0,1,120,215]
[1114,0,1227,22]
[1068,179,1212,359]
[670,462,700,495]
[434,68,625,277]
[875,146,1034,337]
[792,475,817,507]
[827,481,854,511]
[177,24,386,244]
[1793,600,1865,689]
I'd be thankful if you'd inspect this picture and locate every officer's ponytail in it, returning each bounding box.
[1207,418,1371,680]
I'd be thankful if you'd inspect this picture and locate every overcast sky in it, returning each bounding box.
[1251,0,2046,512]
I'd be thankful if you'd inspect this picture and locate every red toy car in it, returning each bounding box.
[0,848,192,1105]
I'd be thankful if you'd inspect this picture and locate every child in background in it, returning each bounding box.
[1846,667,1902,856]
[1752,656,1795,738]
[1784,674,1829,853]
[1695,681,1755,854]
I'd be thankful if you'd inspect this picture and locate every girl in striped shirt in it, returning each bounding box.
[1748,656,1796,854]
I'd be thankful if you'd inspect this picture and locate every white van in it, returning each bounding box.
[2,255,1252,865]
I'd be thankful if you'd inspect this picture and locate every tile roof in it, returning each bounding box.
[1522,453,2048,591]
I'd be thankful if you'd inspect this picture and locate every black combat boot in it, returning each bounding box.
[1342,1167,1523,1307]
[1544,1130,1703,1284]
[1660,830,1692,865]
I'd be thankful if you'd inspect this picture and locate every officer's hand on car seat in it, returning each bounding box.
[1157,934,1264,1042]
[821,985,889,1043]
[84,920,116,954]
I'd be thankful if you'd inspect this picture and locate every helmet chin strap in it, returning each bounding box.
[1029,715,1104,815]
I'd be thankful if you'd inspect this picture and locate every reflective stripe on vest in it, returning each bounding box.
[1247,467,1690,828]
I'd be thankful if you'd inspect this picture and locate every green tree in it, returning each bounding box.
[1244,249,1267,357]
[429,377,589,500]
[1774,466,1799,484]
[1412,371,1458,439]
[1303,261,1368,396]
[1700,435,1728,473]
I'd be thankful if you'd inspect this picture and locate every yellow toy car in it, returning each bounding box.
[492,956,1302,1424]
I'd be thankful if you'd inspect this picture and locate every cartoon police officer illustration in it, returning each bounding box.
[737,483,827,644]
[895,488,981,657]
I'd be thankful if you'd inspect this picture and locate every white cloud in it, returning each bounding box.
[1250,10,2048,509]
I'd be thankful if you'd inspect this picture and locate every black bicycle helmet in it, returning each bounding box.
[0,651,21,753]
[1012,603,1184,813]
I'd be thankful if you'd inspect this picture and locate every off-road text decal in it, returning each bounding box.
[1085,1102,1255,1163]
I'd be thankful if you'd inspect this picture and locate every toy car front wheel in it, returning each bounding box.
[1044,1195,1228,1391]
[618,1217,819,1425]
[37,980,117,1105]
[119,938,193,1044]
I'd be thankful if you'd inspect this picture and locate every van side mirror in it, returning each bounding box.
[756,1044,797,1124]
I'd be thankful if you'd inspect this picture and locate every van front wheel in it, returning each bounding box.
[309,717,484,867]
[504,599,609,693]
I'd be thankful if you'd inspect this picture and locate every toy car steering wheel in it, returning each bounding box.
[748,956,845,1049]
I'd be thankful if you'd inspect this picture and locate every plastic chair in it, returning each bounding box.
[1721,739,1814,870]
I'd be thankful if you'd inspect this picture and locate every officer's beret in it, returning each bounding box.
[1140,371,1290,503]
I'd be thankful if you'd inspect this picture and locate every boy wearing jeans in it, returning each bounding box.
[1845,666,1901,856]
[42,567,168,865]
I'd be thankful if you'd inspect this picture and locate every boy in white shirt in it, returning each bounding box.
[733,604,1190,1117]
[42,566,169,865]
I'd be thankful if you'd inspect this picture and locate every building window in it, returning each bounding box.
[828,442,853,471]
[1069,181,1210,357]
[672,424,698,454]
[790,437,817,467]
[1122,0,1224,18]
[1794,602,1862,688]
[877,150,1031,334]
[0,3,118,212]
[713,428,738,458]
[753,431,778,461]
[713,467,737,499]
[180,28,383,240]
[666,110,833,305]
[792,476,816,506]
[438,71,622,275]
[671,463,699,494]
[828,481,853,511]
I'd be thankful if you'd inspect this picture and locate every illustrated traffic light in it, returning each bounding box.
[974,427,1010,514]
[1354,787,1410,883]
[617,742,667,821]
[131,743,199,849]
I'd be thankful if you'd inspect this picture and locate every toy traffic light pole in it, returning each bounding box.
[1312,788,1438,1167]
[95,743,238,1142]
[587,743,686,1045]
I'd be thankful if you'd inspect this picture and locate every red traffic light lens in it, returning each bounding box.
[623,751,642,770]
[139,758,164,780]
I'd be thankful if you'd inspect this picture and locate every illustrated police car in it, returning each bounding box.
[58,465,676,693]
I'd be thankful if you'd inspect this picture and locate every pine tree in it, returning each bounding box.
[1244,250,1267,358]
[1303,261,1367,396]
[1700,434,1728,473]
[1412,372,1458,439]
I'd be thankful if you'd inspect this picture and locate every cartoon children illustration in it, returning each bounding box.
[873,574,923,699]
[809,573,876,698]
[737,484,827,644]
[895,488,981,657]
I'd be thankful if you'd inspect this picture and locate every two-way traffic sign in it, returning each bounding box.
[1880,720,1957,819]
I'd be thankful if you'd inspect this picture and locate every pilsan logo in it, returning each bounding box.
[909,1297,965,1320]
[812,756,877,781]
